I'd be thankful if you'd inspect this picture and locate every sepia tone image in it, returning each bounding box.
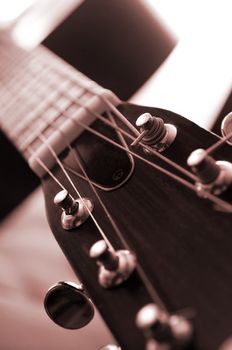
[0,1,231,349]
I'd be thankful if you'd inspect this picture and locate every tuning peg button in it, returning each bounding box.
[44,281,94,329]
[136,304,171,343]
[99,345,121,350]
[54,190,94,230]
[89,240,136,288]
[90,240,119,271]
[136,304,193,350]
[134,113,177,153]
[221,112,232,144]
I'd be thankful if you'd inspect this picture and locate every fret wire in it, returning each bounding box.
[32,104,169,311]
[15,92,86,152]
[2,74,61,130]
[1,59,84,135]
[0,64,52,126]
[15,87,96,152]
[67,117,232,214]
[1,38,232,215]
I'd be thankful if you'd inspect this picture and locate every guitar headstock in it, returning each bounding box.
[42,102,232,350]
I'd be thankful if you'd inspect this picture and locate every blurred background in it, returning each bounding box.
[0,0,231,349]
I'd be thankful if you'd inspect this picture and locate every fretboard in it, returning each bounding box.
[0,36,120,177]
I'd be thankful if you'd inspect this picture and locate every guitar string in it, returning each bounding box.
[6,78,232,215]
[35,112,168,311]
[3,65,232,310]
[21,102,232,214]
[7,65,195,183]
[2,72,232,310]
[25,113,168,313]
[4,63,232,213]
[65,79,199,182]
[71,98,197,182]
[1,46,228,186]
[27,146,65,190]
[36,133,115,251]
[54,85,232,212]
[60,115,232,213]
[17,92,197,183]
[205,129,232,155]
[31,102,232,314]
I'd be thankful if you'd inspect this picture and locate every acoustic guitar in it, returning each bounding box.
[1,34,232,350]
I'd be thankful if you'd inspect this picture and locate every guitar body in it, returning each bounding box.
[43,102,232,350]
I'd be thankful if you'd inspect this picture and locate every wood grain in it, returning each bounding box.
[43,103,232,350]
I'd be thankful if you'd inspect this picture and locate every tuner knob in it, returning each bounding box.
[133,113,177,153]
[187,148,232,196]
[136,304,170,343]
[99,345,121,350]
[44,281,94,329]
[54,190,94,230]
[136,304,193,350]
[89,240,136,288]
[221,111,232,144]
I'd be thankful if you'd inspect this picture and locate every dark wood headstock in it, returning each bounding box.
[42,102,232,350]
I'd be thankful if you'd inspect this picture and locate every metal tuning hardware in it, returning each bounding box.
[99,345,121,350]
[132,112,177,153]
[89,240,136,288]
[221,111,232,145]
[54,189,94,230]
[136,304,193,350]
[44,281,95,329]
[187,148,232,196]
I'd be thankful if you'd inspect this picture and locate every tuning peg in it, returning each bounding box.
[132,112,177,153]
[187,148,232,196]
[89,240,136,288]
[136,304,171,343]
[136,304,193,350]
[221,111,232,144]
[54,189,94,230]
[99,345,121,350]
[44,281,94,329]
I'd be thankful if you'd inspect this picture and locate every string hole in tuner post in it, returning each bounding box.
[136,304,193,350]
[187,149,232,197]
[131,113,177,153]
[54,190,94,230]
[89,240,136,288]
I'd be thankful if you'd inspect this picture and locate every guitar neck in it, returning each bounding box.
[0,37,120,177]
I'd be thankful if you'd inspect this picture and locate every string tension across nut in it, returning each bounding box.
[54,190,94,230]
[187,148,232,196]
[89,240,136,288]
[131,113,177,153]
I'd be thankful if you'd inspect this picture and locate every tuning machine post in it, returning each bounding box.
[89,240,136,288]
[187,148,232,196]
[44,281,95,329]
[132,113,177,153]
[99,345,121,350]
[54,189,94,230]
[136,304,193,350]
[221,111,232,145]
